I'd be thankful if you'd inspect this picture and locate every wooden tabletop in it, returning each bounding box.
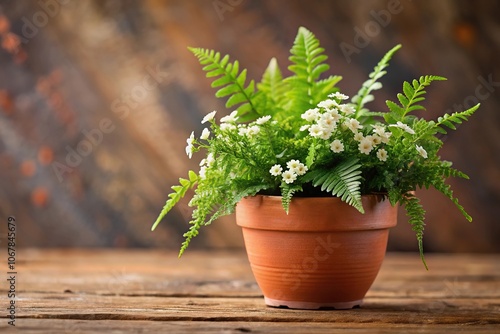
[0,250,499,333]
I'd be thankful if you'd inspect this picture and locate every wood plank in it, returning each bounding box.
[3,319,500,334]
[8,293,500,323]
[1,250,499,332]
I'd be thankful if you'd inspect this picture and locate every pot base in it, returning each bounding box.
[264,297,363,310]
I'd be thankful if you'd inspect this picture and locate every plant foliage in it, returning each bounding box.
[153,27,479,267]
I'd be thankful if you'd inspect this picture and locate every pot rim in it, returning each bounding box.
[236,194,397,232]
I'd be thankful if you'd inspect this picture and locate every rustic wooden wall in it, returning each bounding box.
[0,0,498,253]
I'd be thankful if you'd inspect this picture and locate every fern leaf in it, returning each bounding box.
[436,103,480,134]
[281,183,303,214]
[189,47,259,121]
[303,158,364,213]
[386,75,447,121]
[311,75,342,105]
[285,27,330,115]
[352,44,401,117]
[402,193,428,269]
[152,170,198,231]
[257,58,287,112]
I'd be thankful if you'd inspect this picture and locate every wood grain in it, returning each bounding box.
[0,250,498,333]
[0,0,498,252]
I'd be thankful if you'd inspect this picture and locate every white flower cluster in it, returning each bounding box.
[198,153,215,179]
[300,93,393,162]
[269,159,308,184]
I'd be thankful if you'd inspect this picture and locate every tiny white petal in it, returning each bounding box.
[329,92,349,100]
[201,111,217,124]
[416,145,428,159]
[200,128,210,140]
[256,115,271,125]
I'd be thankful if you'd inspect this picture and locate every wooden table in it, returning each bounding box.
[1,250,499,333]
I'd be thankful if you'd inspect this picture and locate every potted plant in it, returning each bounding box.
[152,27,479,309]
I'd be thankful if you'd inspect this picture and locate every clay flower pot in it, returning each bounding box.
[236,194,397,309]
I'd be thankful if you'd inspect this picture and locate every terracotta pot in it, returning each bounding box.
[236,194,397,310]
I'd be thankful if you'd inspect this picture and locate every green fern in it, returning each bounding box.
[401,193,428,270]
[189,47,259,121]
[385,75,447,122]
[352,44,401,118]
[436,103,480,134]
[256,58,287,115]
[281,183,303,214]
[432,174,472,222]
[303,158,364,213]
[284,27,332,115]
[311,75,342,107]
[152,170,198,231]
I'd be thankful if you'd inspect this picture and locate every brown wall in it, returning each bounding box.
[0,0,499,253]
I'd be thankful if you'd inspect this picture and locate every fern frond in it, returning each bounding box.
[433,176,472,222]
[281,183,303,214]
[256,58,287,112]
[402,193,428,269]
[285,27,330,115]
[352,44,401,118]
[311,75,342,106]
[152,170,198,231]
[386,75,447,122]
[436,103,480,134]
[303,158,364,213]
[189,47,259,121]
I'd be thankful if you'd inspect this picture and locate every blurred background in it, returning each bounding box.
[0,0,498,253]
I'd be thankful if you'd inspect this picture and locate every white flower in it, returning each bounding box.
[246,125,260,137]
[286,160,308,175]
[318,99,338,110]
[308,124,323,137]
[199,158,206,166]
[340,104,355,115]
[295,163,308,176]
[372,124,386,136]
[389,121,415,135]
[269,164,283,176]
[319,113,337,129]
[256,115,271,125]
[238,126,248,136]
[404,125,416,135]
[371,135,382,145]
[416,145,428,159]
[220,123,236,131]
[330,139,344,153]
[327,109,341,122]
[376,148,388,162]
[299,124,310,132]
[282,170,297,184]
[185,131,195,159]
[353,132,364,142]
[199,166,207,179]
[358,138,373,155]
[345,118,363,132]
[329,92,349,100]
[200,128,210,140]
[301,108,320,122]
[220,110,239,123]
[206,153,215,167]
[286,159,301,171]
[319,129,333,140]
[380,131,392,144]
[201,111,216,124]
